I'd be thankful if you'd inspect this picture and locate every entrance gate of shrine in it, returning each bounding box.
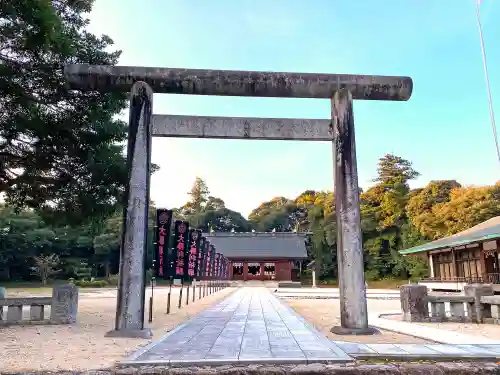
[65,64,413,338]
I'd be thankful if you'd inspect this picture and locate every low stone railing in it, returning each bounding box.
[400,283,500,324]
[0,284,78,326]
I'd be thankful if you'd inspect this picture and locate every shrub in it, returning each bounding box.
[71,279,108,288]
[107,274,119,286]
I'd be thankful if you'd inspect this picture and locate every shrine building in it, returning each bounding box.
[399,216,500,292]
[203,232,307,281]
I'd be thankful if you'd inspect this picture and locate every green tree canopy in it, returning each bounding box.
[1,0,128,224]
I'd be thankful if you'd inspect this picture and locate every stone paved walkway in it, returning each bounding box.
[121,287,500,367]
[121,287,351,366]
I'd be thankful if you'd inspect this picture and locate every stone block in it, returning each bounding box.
[464,284,494,323]
[400,284,429,322]
[278,281,302,288]
[0,287,5,298]
[30,304,44,321]
[430,302,445,320]
[7,305,22,322]
[491,304,500,319]
[50,284,78,324]
[450,302,466,320]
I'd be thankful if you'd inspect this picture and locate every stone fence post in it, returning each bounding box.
[464,284,494,323]
[400,284,429,322]
[50,284,78,324]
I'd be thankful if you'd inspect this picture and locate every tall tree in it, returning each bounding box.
[187,177,210,213]
[1,0,128,224]
[375,154,420,188]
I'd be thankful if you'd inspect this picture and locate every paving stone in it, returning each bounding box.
[366,344,410,355]
[122,288,352,365]
[393,344,441,355]
[455,344,499,357]
[425,344,471,355]
[475,344,500,354]
[335,342,376,355]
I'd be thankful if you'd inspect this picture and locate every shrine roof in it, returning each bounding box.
[399,216,500,255]
[203,232,308,259]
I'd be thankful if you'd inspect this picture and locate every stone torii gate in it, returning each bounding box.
[65,64,413,338]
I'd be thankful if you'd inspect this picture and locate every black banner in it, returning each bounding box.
[203,240,211,280]
[197,237,206,280]
[215,253,221,279]
[205,243,213,279]
[172,220,190,279]
[222,256,228,279]
[209,244,216,279]
[155,209,172,279]
[186,229,202,280]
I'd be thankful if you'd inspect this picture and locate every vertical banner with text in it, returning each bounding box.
[205,243,212,280]
[155,209,172,279]
[172,220,190,280]
[223,257,228,279]
[197,236,206,280]
[209,245,216,279]
[215,253,221,279]
[185,229,202,281]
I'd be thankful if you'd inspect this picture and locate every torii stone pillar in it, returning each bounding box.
[108,82,153,338]
[330,89,376,335]
[64,64,412,336]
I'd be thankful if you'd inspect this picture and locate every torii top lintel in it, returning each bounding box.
[64,64,413,101]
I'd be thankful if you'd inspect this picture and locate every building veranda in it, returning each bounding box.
[399,216,500,292]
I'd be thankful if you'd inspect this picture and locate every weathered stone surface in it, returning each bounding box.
[3,361,500,375]
[450,302,466,320]
[122,288,351,365]
[30,305,44,321]
[464,284,494,323]
[152,115,332,141]
[64,64,413,101]
[330,89,370,334]
[430,302,445,320]
[0,286,5,298]
[6,305,22,322]
[50,284,78,324]
[111,362,500,375]
[112,81,153,338]
[400,284,429,322]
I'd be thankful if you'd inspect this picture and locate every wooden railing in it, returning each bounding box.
[420,274,500,284]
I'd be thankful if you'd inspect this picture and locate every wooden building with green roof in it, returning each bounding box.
[399,216,500,291]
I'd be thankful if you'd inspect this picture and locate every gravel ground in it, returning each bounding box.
[386,313,500,340]
[285,298,432,344]
[0,286,235,372]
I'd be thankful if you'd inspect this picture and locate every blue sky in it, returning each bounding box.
[88,0,500,218]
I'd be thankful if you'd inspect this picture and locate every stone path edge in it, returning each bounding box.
[110,362,500,375]
[368,311,500,345]
[121,287,240,364]
[4,362,500,375]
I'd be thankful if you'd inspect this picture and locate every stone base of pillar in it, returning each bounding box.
[330,326,379,336]
[105,328,153,339]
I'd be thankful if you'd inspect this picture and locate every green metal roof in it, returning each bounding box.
[399,216,500,255]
